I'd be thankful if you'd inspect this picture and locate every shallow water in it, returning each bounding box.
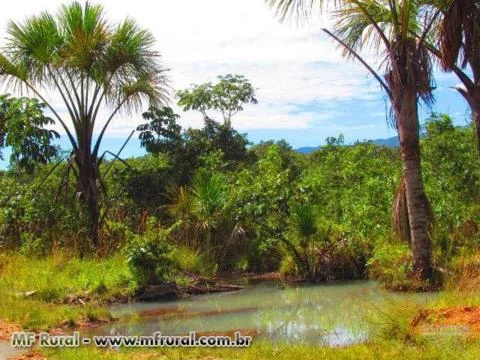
[88,280,436,346]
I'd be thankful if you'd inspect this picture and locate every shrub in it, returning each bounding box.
[171,246,213,276]
[279,254,297,276]
[126,227,175,285]
[368,241,414,290]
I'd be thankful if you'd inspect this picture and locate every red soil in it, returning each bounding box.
[0,319,21,341]
[413,306,480,333]
[7,351,46,360]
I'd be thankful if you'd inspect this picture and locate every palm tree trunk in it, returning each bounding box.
[457,87,480,153]
[396,89,433,281]
[469,91,480,153]
[474,107,480,153]
[76,136,101,251]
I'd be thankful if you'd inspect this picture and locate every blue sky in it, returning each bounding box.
[0,0,472,168]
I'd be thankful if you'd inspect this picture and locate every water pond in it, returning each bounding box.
[89,280,436,346]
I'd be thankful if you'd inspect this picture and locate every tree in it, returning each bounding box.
[137,106,182,155]
[138,106,250,184]
[267,0,435,280]
[0,2,168,248]
[430,1,480,152]
[0,95,59,170]
[177,74,257,127]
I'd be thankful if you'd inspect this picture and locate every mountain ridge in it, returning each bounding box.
[296,136,399,153]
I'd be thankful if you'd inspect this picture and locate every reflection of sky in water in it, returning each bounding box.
[85,281,435,346]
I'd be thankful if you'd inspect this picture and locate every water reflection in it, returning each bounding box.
[86,281,433,346]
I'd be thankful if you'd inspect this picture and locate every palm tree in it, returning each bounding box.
[292,203,318,281]
[430,1,480,151]
[192,173,227,264]
[267,0,435,280]
[0,2,168,248]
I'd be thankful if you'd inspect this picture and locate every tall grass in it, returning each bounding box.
[0,253,135,330]
[40,338,480,360]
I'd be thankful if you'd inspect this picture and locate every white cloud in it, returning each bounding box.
[0,0,461,143]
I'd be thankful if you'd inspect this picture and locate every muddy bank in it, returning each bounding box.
[60,273,244,306]
[413,306,480,335]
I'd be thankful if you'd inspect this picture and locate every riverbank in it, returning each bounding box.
[2,253,480,359]
[0,253,243,334]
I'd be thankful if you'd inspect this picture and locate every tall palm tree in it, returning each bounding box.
[430,0,480,151]
[0,2,168,248]
[267,0,435,280]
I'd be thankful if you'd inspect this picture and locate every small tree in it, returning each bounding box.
[177,74,257,126]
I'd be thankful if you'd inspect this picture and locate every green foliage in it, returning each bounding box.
[368,241,414,290]
[0,95,59,170]
[292,204,317,238]
[108,154,173,218]
[137,106,182,155]
[171,246,212,275]
[192,172,226,222]
[422,113,480,235]
[1,112,480,287]
[126,225,175,285]
[177,74,257,124]
[0,164,89,252]
[302,139,401,239]
[137,107,249,185]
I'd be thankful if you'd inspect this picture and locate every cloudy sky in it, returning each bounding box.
[0,0,470,157]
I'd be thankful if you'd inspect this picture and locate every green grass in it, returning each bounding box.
[39,338,480,360]
[0,253,136,330]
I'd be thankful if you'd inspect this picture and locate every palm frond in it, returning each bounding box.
[265,0,325,23]
[58,1,109,70]
[438,0,480,72]
[332,0,393,56]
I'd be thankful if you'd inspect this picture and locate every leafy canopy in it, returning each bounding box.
[177,74,257,125]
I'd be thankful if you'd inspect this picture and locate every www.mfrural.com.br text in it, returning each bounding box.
[11,331,252,348]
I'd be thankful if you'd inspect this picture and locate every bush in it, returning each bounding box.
[279,254,297,276]
[171,246,213,276]
[126,227,175,285]
[368,241,414,290]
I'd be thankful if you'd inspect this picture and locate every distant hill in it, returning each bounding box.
[368,136,399,148]
[295,136,399,154]
[296,146,322,154]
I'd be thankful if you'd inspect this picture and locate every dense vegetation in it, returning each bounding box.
[0,1,480,359]
[1,110,478,289]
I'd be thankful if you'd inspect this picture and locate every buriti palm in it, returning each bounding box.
[0,2,169,248]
